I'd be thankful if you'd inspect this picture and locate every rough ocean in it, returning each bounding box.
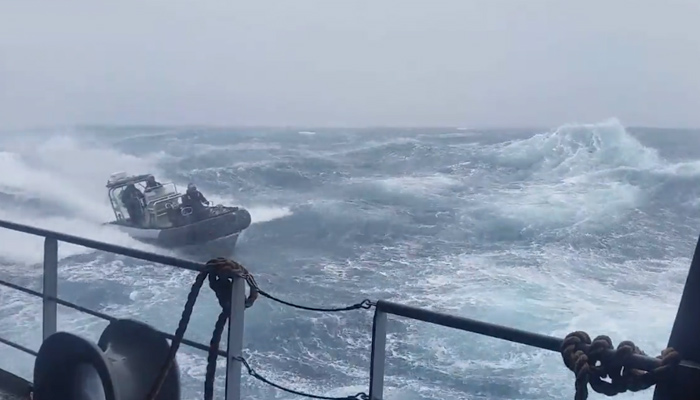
[0,118,697,400]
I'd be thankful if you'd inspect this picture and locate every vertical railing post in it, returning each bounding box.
[225,275,246,400]
[369,310,387,400]
[42,237,58,340]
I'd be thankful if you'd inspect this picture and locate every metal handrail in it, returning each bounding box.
[0,225,232,347]
[0,219,248,399]
[0,219,203,272]
[0,276,225,357]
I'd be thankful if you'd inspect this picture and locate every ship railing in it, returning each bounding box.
[0,218,698,400]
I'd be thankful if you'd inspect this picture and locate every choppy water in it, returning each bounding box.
[0,118,698,399]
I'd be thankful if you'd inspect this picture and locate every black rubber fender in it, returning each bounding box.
[235,208,252,230]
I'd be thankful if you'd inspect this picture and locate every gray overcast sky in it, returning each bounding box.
[1,1,699,129]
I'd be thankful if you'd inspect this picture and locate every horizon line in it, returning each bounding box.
[3,122,700,133]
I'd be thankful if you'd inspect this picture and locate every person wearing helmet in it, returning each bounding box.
[120,184,146,225]
[144,175,162,192]
[181,183,210,219]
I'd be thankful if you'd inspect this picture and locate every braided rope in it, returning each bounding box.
[561,331,681,400]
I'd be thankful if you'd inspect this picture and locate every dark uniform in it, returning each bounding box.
[181,183,210,220]
[120,184,145,225]
[145,176,162,191]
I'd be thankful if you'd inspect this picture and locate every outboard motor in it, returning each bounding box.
[32,319,180,400]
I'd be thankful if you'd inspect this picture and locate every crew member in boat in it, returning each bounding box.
[121,184,146,226]
[144,176,162,192]
[181,183,210,219]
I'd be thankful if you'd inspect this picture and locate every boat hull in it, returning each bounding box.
[179,231,241,258]
[107,207,251,254]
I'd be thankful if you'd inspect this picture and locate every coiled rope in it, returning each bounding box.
[561,331,681,400]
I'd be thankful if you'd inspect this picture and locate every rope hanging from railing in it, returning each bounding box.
[560,331,681,400]
[149,257,373,400]
[238,263,373,312]
[233,355,368,400]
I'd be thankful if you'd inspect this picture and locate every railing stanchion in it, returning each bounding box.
[42,237,58,340]
[225,275,246,400]
[369,310,387,400]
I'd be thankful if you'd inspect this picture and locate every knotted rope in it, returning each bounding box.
[561,331,681,400]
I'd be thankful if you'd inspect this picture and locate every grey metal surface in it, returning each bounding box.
[225,276,246,400]
[42,238,57,341]
[0,369,30,400]
[654,235,700,399]
[369,310,387,400]
[0,390,24,400]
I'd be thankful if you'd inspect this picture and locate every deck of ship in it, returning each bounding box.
[0,369,29,400]
[0,389,25,400]
[0,217,699,400]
